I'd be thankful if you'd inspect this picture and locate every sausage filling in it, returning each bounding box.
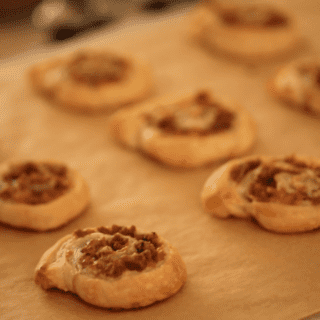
[0,162,71,204]
[68,51,129,86]
[144,91,235,135]
[220,5,288,28]
[73,225,166,278]
[231,156,320,205]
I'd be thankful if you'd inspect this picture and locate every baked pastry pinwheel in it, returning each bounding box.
[109,90,256,168]
[27,48,153,113]
[268,57,320,116]
[189,0,299,61]
[0,160,90,231]
[35,225,187,309]
[202,154,320,233]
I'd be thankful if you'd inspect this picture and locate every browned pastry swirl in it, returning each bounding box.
[35,225,187,309]
[268,58,320,117]
[202,155,320,233]
[109,90,256,168]
[27,48,153,113]
[189,1,299,61]
[0,159,90,231]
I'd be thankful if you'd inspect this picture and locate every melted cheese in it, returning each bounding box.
[275,170,320,197]
[43,67,65,89]
[238,160,320,206]
[274,61,320,106]
[149,102,218,132]
[174,106,217,131]
[274,67,307,105]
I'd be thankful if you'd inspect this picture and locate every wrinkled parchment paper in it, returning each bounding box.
[1,2,320,319]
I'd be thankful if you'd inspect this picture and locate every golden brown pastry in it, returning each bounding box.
[189,0,299,61]
[268,57,320,116]
[202,154,320,233]
[109,90,256,168]
[27,48,154,113]
[35,225,187,309]
[0,160,90,231]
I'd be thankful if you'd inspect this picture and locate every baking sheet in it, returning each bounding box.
[1,2,320,319]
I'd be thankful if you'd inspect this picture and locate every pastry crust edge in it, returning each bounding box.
[189,3,300,62]
[35,230,187,309]
[201,154,320,233]
[0,159,90,231]
[27,49,154,114]
[109,91,257,168]
[267,58,320,117]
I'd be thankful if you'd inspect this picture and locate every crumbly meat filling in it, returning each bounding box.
[231,156,320,205]
[73,225,165,278]
[68,51,129,86]
[0,162,71,204]
[230,159,261,183]
[220,5,287,27]
[144,91,235,135]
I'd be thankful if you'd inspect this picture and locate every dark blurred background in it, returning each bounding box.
[0,0,198,59]
[0,0,41,21]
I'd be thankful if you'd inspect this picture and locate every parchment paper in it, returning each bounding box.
[1,1,320,319]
